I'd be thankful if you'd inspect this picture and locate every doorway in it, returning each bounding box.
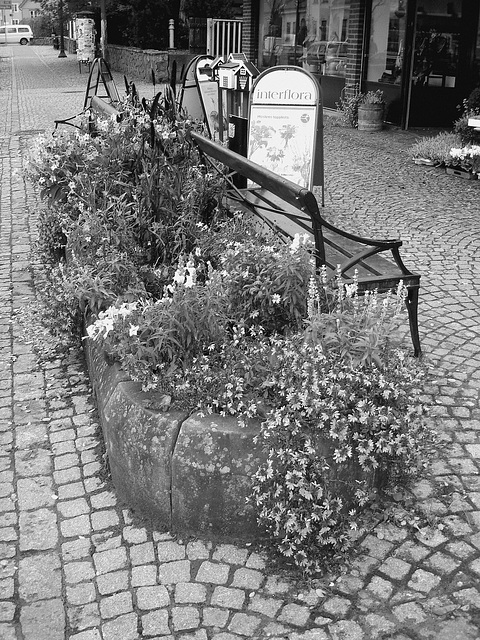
[365,0,480,128]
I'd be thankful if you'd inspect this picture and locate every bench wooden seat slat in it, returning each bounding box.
[190,131,421,356]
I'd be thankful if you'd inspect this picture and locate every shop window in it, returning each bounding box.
[260,0,350,76]
[367,0,407,85]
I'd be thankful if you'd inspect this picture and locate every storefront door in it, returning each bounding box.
[365,0,480,128]
[407,0,479,127]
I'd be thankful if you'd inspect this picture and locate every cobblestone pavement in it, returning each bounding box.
[1,44,480,640]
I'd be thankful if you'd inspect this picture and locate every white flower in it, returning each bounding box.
[272,294,281,304]
[129,324,139,336]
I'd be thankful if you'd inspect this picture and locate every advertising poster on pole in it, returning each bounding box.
[76,17,96,63]
[248,67,323,195]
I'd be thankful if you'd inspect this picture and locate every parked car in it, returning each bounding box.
[0,25,34,45]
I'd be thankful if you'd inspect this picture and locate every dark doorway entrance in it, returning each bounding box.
[406,0,480,127]
[364,0,480,128]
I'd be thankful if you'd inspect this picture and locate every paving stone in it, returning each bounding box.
[20,599,65,640]
[57,482,85,500]
[278,603,311,627]
[93,547,128,575]
[322,596,351,617]
[172,606,200,631]
[91,509,119,531]
[0,601,15,623]
[19,553,62,601]
[16,475,55,509]
[62,538,91,562]
[212,544,249,565]
[186,540,211,560]
[60,514,91,538]
[102,612,138,640]
[228,612,261,635]
[96,569,129,595]
[329,620,364,640]
[99,591,133,619]
[158,560,191,584]
[392,602,428,624]
[64,561,95,584]
[68,602,100,632]
[202,606,230,627]
[66,582,97,605]
[378,557,411,580]
[366,576,394,600]
[136,585,170,610]
[129,541,155,565]
[131,564,157,587]
[92,532,121,553]
[248,594,282,618]
[407,569,442,593]
[424,552,458,574]
[57,497,89,518]
[211,586,246,610]
[69,630,102,640]
[175,582,207,604]
[157,540,186,562]
[19,508,58,551]
[142,609,171,637]
[231,567,264,591]
[196,560,230,584]
[123,525,148,544]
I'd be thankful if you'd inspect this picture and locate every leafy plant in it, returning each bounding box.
[410,132,460,166]
[336,87,385,128]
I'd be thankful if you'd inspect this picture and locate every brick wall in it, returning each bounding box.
[344,0,366,99]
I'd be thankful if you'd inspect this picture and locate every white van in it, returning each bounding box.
[0,25,34,45]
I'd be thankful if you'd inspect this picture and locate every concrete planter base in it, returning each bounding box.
[84,338,380,541]
[84,338,265,539]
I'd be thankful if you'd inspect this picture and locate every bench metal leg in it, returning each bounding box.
[405,285,421,357]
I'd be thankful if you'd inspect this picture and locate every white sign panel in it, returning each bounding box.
[248,67,322,190]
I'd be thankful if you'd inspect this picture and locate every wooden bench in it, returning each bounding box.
[190,131,421,356]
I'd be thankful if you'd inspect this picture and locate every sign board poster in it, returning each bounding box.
[76,17,96,63]
[178,55,213,123]
[248,67,324,193]
[195,59,227,141]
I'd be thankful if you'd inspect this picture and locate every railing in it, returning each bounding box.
[206,18,242,57]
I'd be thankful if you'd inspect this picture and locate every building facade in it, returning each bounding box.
[242,0,480,128]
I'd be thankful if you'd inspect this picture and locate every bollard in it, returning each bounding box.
[169,19,174,49]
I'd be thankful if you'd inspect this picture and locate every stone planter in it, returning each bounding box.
[83,337,380,541]
[357,103,384,132]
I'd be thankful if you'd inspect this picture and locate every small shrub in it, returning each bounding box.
[410,132,460,166]
[453,86,480,146]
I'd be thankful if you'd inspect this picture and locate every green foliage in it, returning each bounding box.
[410,132,460,166]
[250,339,431,574]
[453,86,480,146]
[359,90,385,106]
[336,85,362,128]
[336,87,385,128]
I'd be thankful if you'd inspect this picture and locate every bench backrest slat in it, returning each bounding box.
[190,131,321,222]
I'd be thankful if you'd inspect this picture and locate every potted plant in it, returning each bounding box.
[357,90,385,132]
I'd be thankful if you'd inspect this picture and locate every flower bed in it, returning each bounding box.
[24,92,435,574]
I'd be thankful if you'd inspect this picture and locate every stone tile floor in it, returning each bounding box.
[1,44,480,640]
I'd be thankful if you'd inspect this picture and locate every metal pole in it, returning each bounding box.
[58,0,67,57]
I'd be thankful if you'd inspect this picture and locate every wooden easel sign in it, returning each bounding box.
[248,66,324,198]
